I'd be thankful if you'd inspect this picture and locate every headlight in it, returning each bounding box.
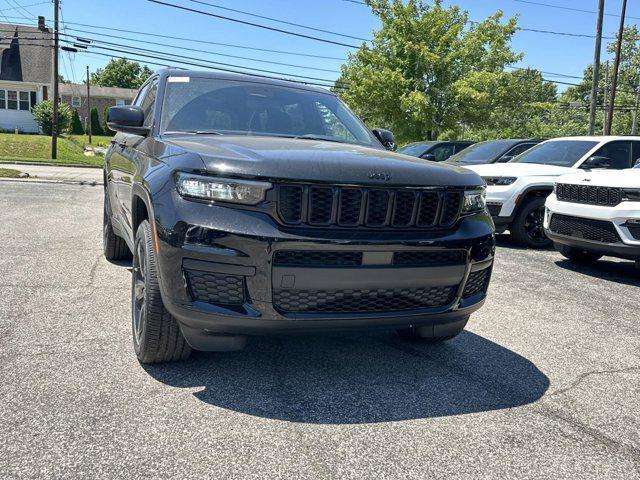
[175,173,272,204]
[482,176,517,186]
[462,188,486,214]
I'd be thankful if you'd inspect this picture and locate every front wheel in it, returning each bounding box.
[556,244,603,264]
[132,220,191,363]
[103,188,131,261]
[511,196,552,249]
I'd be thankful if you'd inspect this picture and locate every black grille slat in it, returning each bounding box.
[273,286,456,313]
[556,183,623,207]
[308,187,334,225]
[392,191,417,226]
[338,189,363,225]
[366,190,390,226]
[627,224,640,240]
[549,214,621,243]
[392,250,465,266]
[185,270,245,305]
[273,251,363,266]
[462,269,491,298]
[276,185,464,229]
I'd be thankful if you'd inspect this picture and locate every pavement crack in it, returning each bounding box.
[547,366,640,398]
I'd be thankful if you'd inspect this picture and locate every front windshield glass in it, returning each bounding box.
[160,76,375,146]
[512,140,598,167]
[447,140,515,165]
[398,142,436,157]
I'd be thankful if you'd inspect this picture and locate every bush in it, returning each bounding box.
[69,108,84,134]
[90,107,104,136]
[32,100,71,135]
[102,105,115,136]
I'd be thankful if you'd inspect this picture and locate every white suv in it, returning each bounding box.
[465,136,640,248]
[544,164,640,263]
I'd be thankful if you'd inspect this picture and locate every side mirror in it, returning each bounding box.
[580,155,611,169]
[372,128,395,151]
[497,155,513,163]
[107,105,150,136]
[421,153,436,162]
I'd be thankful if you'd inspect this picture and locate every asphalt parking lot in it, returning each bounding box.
[1,181,639,479]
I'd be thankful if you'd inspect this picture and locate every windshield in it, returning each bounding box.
[512,140,598,167]
[446,140,516,165]
[398,142,436,157]
[160,76,375,146]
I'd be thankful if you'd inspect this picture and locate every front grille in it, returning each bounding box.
[277,184,464,229]
[462,269,491,298]
[273,286,456,313]
[556,183,622,206]
[273,251,363,267]
[185,270,245,305]
[549,214,621,243]
[392,250,465,266]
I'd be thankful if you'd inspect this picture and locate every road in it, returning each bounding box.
[0,181,638,479]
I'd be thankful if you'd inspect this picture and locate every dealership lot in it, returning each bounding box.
[0,181,639,479]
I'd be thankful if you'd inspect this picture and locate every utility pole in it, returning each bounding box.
[589,0,605,135]
[605,0,627,136]
[51,0,59,159]
[86,65,92,144]
[632,85,640,134]
[603,60,609,135]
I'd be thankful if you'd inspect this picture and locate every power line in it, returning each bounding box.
[514,0,640,21]
[185,0,369,42]
[145,0,361,49]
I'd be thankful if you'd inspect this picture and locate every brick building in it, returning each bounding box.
[59,84,137,129]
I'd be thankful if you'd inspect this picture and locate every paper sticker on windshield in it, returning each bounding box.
[168,76,190,83]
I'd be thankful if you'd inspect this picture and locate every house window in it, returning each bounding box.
[30,91,36,108]
[0,90,5,109]
[19,91,30,110]
[115,99,125,106]
[71,96,81,107]
[7,91,17,110]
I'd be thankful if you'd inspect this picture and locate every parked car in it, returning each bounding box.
[465,136,640,248]
[545,162,640,263]
[103,69,495,363]
[398,140,474,162]
[445,139,544,166]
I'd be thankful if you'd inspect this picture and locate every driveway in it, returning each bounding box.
[0,181,638,479]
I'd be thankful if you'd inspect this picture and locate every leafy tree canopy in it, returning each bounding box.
[90,58,154,89]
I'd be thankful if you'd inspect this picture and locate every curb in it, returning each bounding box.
[0,160,103,169]
[0,177,103,186]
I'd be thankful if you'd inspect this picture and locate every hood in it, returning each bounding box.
[162,135,483,187]
[465,162,575,178]
[556,168,640,189]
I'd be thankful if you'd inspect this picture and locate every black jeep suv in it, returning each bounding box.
[103,69,495,363]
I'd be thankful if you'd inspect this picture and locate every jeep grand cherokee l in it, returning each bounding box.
[103,69,495,363]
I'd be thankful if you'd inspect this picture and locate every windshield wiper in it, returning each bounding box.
[163,130,224,135]
[293,134,344,143]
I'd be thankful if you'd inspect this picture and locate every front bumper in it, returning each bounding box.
[152,190,495,347]
[544,194,640,260]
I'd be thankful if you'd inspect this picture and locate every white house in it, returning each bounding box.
[0,17,52,133]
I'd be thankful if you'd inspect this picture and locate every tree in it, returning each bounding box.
[90,107,104,136]
[32,100,71,135]
[69,108,85,134]
[336,0,521,143]
[102,105,115,136]
[90,58,153,89]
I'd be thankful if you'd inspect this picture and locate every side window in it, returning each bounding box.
[429,144,454,162]
[454,143,471,153]
[507,143,535,157]
[140,79,158,128]
[592,141,632,169]
[133,84,149,108]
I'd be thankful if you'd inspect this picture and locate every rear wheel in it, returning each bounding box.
[103,188,131,261]
[397,316,469,343]
[556,244,603,264]
[511,196,552,249]
[132,220,191,363]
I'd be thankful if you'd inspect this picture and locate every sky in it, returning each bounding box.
[4,0,640,92]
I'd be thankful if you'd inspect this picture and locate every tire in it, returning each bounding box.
[511,196,552,249]
[132,220,192,363]
[397,316,469,343]
[556,244,603,264]
[103,188,131,261]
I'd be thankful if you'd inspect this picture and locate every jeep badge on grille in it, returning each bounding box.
[368,170,391,181]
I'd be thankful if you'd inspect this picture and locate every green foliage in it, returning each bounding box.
[90,58,153,89]
[90,107,104,136]
[102,105,115,136]
[69,108,85,135]
[32,100,71,135]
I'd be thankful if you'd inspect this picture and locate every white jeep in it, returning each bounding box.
[544,163,640,263]
[465,136,640,248]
